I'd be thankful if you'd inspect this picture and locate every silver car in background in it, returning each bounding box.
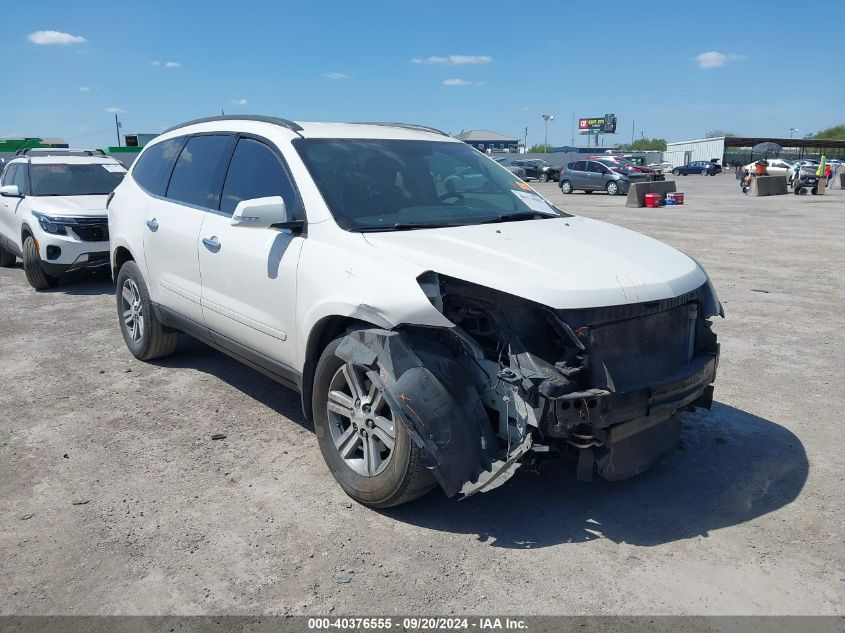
[559,160,631,196]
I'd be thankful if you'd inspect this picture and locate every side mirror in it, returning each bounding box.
[231,196,296,229]
[0,184,22,198]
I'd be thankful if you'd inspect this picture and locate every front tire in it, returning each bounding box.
[560,180,573,194]
[313,335,436,508]
[22,236,57,290]
[0,244,16,267]
[116,260,179,360]
[606,181,620,196]
[701,169,709,176]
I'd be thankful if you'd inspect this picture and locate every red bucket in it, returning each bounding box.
[667,192,684,205]
[644,193,662,208]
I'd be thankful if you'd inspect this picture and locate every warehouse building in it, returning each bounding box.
[664,136,845,168]
[454,130,520,153]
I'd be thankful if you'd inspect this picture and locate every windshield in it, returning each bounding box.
[293,139,568,231]
[30,163,126,196]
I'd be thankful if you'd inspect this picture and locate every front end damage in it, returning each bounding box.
[335,272,721,498]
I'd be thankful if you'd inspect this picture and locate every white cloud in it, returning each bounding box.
[165,61,181,68]
[151,60,161,66]
[694,51,746,68]
[322,72,351,80]
[443,78,481,86]
[27,30,86,45]
[230,98,248,106]
[412,55,492,65]
[79,86,91,92]
[105,107,125,114]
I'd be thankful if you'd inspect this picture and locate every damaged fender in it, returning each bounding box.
[334,328,524,497]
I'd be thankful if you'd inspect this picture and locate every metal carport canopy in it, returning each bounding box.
[723,136,845,151]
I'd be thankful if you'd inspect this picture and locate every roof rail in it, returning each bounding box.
[352,122,449,137]
[162,115,304,135]
[15,147,106,157]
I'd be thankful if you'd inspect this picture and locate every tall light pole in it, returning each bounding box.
[114,113,122,147]
[542,114,554,157]
[789,127,799,139]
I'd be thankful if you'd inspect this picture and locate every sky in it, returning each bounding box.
[1,0,842,150]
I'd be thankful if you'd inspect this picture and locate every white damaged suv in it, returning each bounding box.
[108,116,722,507]
[0,149,126,289]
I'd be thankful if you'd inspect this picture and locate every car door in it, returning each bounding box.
[584,161,604,190]
[198,135,304,370]
[142,134,235,325]
[569,161,587,189]
[1,164,30,252]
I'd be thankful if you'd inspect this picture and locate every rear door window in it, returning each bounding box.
[572,161,586,171]
[132,137,185,196]
[166,135,235,209]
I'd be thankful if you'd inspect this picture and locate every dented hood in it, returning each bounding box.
[363,216,706,309]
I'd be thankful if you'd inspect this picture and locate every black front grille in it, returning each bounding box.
[72,219,109,242]
[586,304,693,391]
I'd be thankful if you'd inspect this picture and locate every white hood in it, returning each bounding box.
[363,216,706,309]
[30,195,108,218]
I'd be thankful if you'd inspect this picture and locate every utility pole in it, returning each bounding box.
[571,112,575,147]
[524,126,528,154]
[114,113,122,147]
[542,114,554,158]
[789,127,799,139]
[631,119,635,145]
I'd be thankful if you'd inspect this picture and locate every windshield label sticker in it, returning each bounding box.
[511,190,553,213]
[103,164,127,173]
[514,180,532,191]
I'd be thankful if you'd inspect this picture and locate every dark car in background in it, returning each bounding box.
[559,160,631,196]
[493,157,527,180]
[672,161,721,176]
[510,158,561,182]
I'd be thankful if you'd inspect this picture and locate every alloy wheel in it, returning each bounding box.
[327,363,396,477]
[121,279,144,344]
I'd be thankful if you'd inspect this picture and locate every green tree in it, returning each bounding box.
[527,144,553,153]
[814,125,845,140]
[623,138,667,151]
[706,130,735,138]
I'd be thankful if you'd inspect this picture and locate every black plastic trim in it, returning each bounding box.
[155,304,302,392]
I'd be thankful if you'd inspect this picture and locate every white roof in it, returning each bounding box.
[159,118,456,143]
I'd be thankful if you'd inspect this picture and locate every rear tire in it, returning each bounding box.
[22,236,57,290]
[0,244,16,267]
[672,168,681,176]
[560,180,573,194]
[539,173,549,183]
[116,260,179,361]
[313,335,436,508]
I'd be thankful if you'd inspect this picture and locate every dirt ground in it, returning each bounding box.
[1,174,843,616]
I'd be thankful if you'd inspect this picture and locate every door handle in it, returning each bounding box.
[145,218,159,231]
[202,236,221,251]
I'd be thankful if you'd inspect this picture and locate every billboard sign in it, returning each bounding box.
[578,114,617,134]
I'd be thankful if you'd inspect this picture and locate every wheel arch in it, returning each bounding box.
[112,245,135,282]
[20,222,34,243]
[300,315,382,422]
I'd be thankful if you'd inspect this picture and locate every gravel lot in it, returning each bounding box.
[1,174,843,616]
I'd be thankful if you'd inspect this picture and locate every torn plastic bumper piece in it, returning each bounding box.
[334,328,521,498]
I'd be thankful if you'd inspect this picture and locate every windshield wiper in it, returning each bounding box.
[477,211,557,224]
[391,222,460,230]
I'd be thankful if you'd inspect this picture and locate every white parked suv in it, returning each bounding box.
[0,149,126,289]
[108,116,723,507]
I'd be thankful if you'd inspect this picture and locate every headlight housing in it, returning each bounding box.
[32,211,74,236]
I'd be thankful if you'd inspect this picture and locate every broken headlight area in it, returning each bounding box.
[336,273,720,499]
